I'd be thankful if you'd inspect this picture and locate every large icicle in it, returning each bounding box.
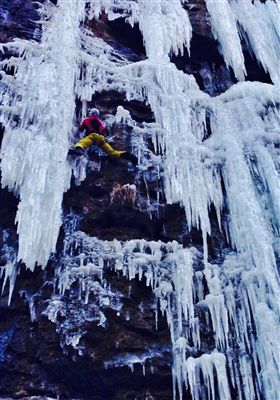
[205,0,280,84]
[204,0,246,81]
[136,0,192,60]
[230,0,280,84]
[0,1,86,269]
[185,352,231,400]
[114,0,224,261]
[222,253,280,400]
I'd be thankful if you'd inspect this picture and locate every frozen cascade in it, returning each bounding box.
[208,82,280,295]
[48,230,232,399]
[91,1,280,273]
[205,0,280,84]
[48,227,280,400]
[0,0,86,269]
[82,1,279,398]
[0,1,279,399]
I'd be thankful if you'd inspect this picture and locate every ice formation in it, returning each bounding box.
[0,1,86,269]
[0,0,279,399]
[205,0,280,84]
[204,0,246,81]
[47,225,279,400]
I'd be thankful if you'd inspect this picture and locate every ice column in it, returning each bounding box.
[204,0,246,81]
[119,0,224,260]
[0,0,86,269]
[210,82,280,293]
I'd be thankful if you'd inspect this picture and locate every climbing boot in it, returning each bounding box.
[120,152,138,166]
[68,146,84,156]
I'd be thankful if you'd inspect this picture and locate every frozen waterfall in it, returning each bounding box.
[0,0,85,269]
[0,0,279,400]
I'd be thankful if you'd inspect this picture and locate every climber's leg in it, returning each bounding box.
[71,133,137,165]
[90,133,126,158]
[74,133,96,150]
[93,134,137,165]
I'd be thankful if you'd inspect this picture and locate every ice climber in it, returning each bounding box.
[69,108,137,165]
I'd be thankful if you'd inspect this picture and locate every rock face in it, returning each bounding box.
[0,1,279,400]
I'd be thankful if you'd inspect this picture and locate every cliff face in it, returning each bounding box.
[0,1,279,400]
[0,3,202,399]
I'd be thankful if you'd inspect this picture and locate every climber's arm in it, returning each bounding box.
[98,121,106,134]
[78,121,86,132]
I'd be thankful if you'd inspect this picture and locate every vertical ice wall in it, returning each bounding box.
[90,1,276,268]
[0,0,86,269]
[210,83,280,294]
[89,0,279,272]
[0,1,279,399]
[87,1,280,399]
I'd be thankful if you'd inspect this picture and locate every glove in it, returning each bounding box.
[68,146,84,156]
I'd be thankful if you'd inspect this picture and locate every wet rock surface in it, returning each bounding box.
[0,267,174,399]
[0,0,40,42]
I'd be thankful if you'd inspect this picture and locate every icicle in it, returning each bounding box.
[137,0,192,60]
[185,352,231,400]
[204,0,246,81]
[0,262,19,306]
[254,303,280,400]
[230,0,280,84]
[204,0,280,84]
